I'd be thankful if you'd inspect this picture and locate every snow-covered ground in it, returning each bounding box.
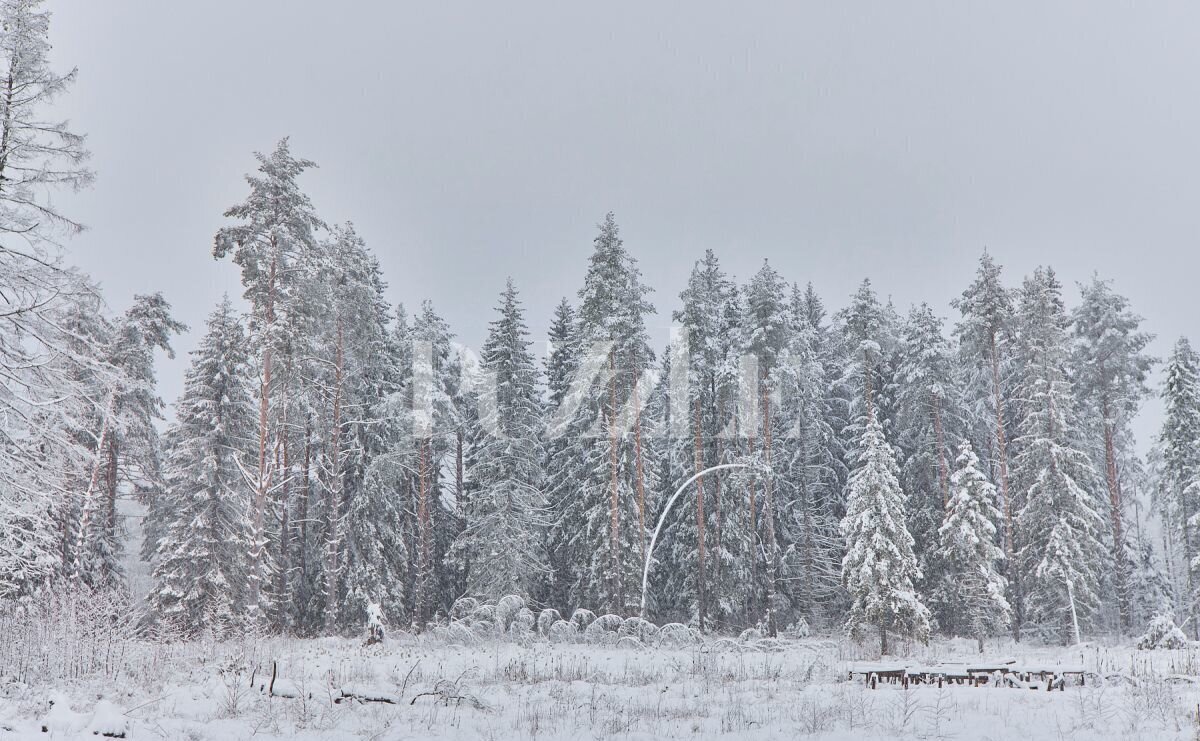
[3,624,1200,740]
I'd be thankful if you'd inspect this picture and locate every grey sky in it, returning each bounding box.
[48,1,1200,452]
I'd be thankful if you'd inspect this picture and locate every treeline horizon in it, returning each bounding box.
[3,0,1198,655]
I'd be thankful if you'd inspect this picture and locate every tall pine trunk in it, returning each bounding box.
[247,248,279,625]
[693,398,707,632]
[323,320,345,634]
[761,377,778,638]
[416,438,434,625]
[1102,394,1129,633]
[608,349,623,613]
[932,392,950,508]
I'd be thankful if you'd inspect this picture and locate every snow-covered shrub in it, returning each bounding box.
[439,622,478,645]
[548,620,578,643]
[656,623,701,647]
[570,608,597,631]
[450,597,479,619]
[364,600,385,645]
[537,608,562,636]
[1137,609,1189,650]
[471,604,497,624]
[496,595,525,630]
[584,614,623,644]
[508,608,536,641]
[0,589,144,685]
[783,617,811,638]
[619,616,658,641]
[738,627,764,643]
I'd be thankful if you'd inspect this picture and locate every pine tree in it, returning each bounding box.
[935,441,1010,651]
[148,298,254,636]
[455,280,548,600]
[743,260,790,634]
[213,139,325,626]
[1012,267,1106,644]
[841,411,930,654]
[410,300,460,624]
[664,250,735,630]
[1069,276,1156,632]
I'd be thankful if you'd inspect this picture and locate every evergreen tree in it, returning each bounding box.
[934,441,1010,650]
[213,139,325,625]
[1012,267,1106,643]
[664,250,736,629]
[1070,275,1156,632]
[951,252,1017,562]
[742,260,792,634]
[1156,337,1200,631]
[563,213,656,614]
[148,298,254,636]
[778,283,845,631]
[332,233,410,631]
[410,300,460,623]
[841,411,930,654]
[543,298,582,610]
[455,280,548,600]
[895,303,960,612]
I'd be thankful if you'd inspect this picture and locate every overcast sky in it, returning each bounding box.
[46,1,1200,452]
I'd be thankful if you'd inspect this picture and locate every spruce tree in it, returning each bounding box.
[777,283,845,631]
[455,280,548,601]
[148,298,254,636]
[895,303,960,614]
[935,441,1010,651]
[841,411,930,654]
[1156,337,1200,631]
[1012,267,1106,644]
[566,213,655,614]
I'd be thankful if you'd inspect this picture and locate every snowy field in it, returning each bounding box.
[4,621,1200,741]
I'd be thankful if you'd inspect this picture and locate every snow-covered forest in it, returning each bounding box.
[0,0,1193,652]
[10,2,1200,738]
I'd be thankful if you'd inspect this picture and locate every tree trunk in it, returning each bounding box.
[74,391,116,582]
[1102,394,1128,633]
[323,320,345,634]
[277,392,291,629]
[634,378,647,567]
[416,438,433,625]
[746,432,758,626]
[298,420,312,626]
[880,623,889,656]
[247,249,279,626]
[456,427,467,583]
[608,349,623,614]
[761,375,777,638]
[694,397,707,632]
[932,392,950,509]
